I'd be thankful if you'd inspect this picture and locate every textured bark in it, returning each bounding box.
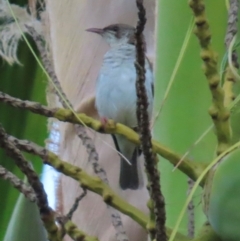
[45,1,155,241]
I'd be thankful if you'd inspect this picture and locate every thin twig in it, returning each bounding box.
[134,1,166,241]
[0,164,36,202]
[187,178,195,238]
[67,189,87,220]
[59,189,87,239]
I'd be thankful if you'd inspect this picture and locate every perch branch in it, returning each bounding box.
[0,164,36,202]
[0,91,205,184]
[0,124,60,241]
[189,0,232,155]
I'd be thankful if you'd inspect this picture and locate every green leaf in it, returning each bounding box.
[206,148,240,241]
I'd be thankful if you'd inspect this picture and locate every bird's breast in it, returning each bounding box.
[95,45,153,127]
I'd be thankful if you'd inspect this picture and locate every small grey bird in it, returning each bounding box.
[86,24,154,190]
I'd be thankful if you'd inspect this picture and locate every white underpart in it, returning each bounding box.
[95,43,153,162]
[96,43,153,127]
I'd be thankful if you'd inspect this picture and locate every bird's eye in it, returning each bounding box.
[112,26,118,32]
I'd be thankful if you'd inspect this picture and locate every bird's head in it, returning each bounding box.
[86,24,135,47]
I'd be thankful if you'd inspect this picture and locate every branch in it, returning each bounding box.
[0,124,60,241]
[135,1,166,240]
[0,91,205,184]
[188,0,232,155]
[0,164,36,202]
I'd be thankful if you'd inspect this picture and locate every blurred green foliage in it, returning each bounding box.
[154,0,227,235]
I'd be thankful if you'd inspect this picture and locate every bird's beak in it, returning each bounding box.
[85,28,104,35]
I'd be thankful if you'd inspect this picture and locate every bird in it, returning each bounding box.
[86,24,154,190]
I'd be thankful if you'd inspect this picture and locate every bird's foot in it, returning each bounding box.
[100,117,108,129]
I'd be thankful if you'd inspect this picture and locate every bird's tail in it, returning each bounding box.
[111,134,143,190]
[119,148,140,190]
